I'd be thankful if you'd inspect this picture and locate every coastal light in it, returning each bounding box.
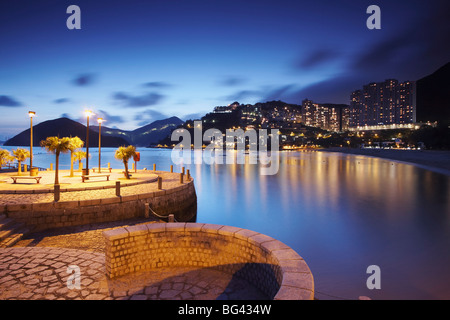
[28,111,36,175]
[97,117,104,173]
[84,109,94,177]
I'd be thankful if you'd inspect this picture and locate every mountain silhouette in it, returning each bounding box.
[4,117,129,147]
[90,116,184,147]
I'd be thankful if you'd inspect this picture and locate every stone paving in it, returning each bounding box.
[0,245,267,300]
[1,219,268,300]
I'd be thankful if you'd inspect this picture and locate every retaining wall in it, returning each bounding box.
[2,181,196,231]
[103,222,314,300]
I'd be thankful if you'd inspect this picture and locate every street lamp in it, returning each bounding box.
[97,118,104,173]
[28,111,36,175]
[84,110,94,177]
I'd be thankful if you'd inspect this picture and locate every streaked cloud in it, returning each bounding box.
[0,95,22,107]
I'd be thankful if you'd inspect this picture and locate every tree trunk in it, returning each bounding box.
[18,160,22,176]
[123,160,130,179]
[55,152,60,185]
[70,152,74,177]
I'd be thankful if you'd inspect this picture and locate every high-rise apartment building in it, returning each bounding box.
[301,99,349,132]
[349,79,416,128]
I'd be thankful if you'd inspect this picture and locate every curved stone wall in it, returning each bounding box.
[3,180,196,231]
[103,222,314,300]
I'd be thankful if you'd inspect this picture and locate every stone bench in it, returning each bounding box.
[10,176,42,184]
[103,222,314,300]
[81,174,110,182]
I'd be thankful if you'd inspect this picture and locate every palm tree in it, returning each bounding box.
[115,145,136,179]
[68,136,84,177]
[0,149,13,169]
[12,148,30,176]
[73,151,87,172]
[40,136,71,185]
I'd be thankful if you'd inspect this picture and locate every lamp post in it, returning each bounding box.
[84,110,94,177]
[28,111,36,175]
[97,118,104,173]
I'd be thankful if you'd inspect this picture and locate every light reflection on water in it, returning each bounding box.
[2,146,450,299]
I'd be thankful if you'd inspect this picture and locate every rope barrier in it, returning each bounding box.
[314,290,355,300]
[146,203,178,222]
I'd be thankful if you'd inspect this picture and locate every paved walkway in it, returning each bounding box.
[1,219,268,300]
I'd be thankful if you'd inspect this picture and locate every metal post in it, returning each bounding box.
[29,113,33,175]
[170,165,173,173]
[153,163,156,171]
[187,169,190,180]
[180,173,183,184]
[86,115,89,177]
[98,120,102,173]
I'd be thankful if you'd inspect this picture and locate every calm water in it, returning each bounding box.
[3,146,450,300]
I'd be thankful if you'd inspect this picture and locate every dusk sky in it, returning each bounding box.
[1,0,449,138]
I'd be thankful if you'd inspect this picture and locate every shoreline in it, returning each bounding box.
[318,147,450,176]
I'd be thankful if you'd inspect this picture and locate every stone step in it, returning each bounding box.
[0,226,32,248]
[0,214,6,222]
[0,217,15,231]
[0,221,33,247]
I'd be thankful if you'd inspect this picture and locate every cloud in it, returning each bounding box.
[217,76,247,87]
[142,82,173,89]
[134,109,169,126]
[60,113,73,119]
[224,89,261,102]
[53,98,70,104]
[223,84,298,103]
[95,109,125,125]
[284,74,358,105]
[182,112,205,121]
[112,91,165,108]
[263,84,297,101]
[295,49,338,69]
[0,95,22,107]
[72,73,97,86]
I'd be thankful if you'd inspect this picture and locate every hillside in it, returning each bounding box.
[90,116,184,147]
[4,117,129,147]
[416,62,450,125]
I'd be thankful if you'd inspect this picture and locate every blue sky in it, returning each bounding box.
[0,0,449,138]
